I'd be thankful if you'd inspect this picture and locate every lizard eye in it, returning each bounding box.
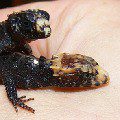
[22,20,32,29]
[23,21,30,27]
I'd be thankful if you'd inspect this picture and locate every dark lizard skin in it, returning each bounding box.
[0,9,52,113]
[0,52,53,113]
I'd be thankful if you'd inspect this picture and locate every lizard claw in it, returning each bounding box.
[18,96,34,103]
[13,96,35,113]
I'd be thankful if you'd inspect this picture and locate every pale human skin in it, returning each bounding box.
[0,0,120,120]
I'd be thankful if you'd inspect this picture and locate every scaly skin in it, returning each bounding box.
[0,9,52,113]
[0,52,109,113]
[49,53,109,88]
[0,52,53,113]
[0,9,51,55]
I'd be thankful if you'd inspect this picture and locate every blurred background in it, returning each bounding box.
[0,0,53,9]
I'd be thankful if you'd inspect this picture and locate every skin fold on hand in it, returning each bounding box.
[0,0,120,120]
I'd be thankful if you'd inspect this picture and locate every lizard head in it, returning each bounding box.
[7,9,51,41]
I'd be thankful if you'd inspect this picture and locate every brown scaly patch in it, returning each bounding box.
[49,53,109,88]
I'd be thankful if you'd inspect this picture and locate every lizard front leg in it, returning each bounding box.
[3,73,35,113]
[0,52,52,113]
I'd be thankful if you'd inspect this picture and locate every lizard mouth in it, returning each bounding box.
[36,18,51,38]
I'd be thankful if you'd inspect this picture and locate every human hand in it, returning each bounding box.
[0,0,120,120]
